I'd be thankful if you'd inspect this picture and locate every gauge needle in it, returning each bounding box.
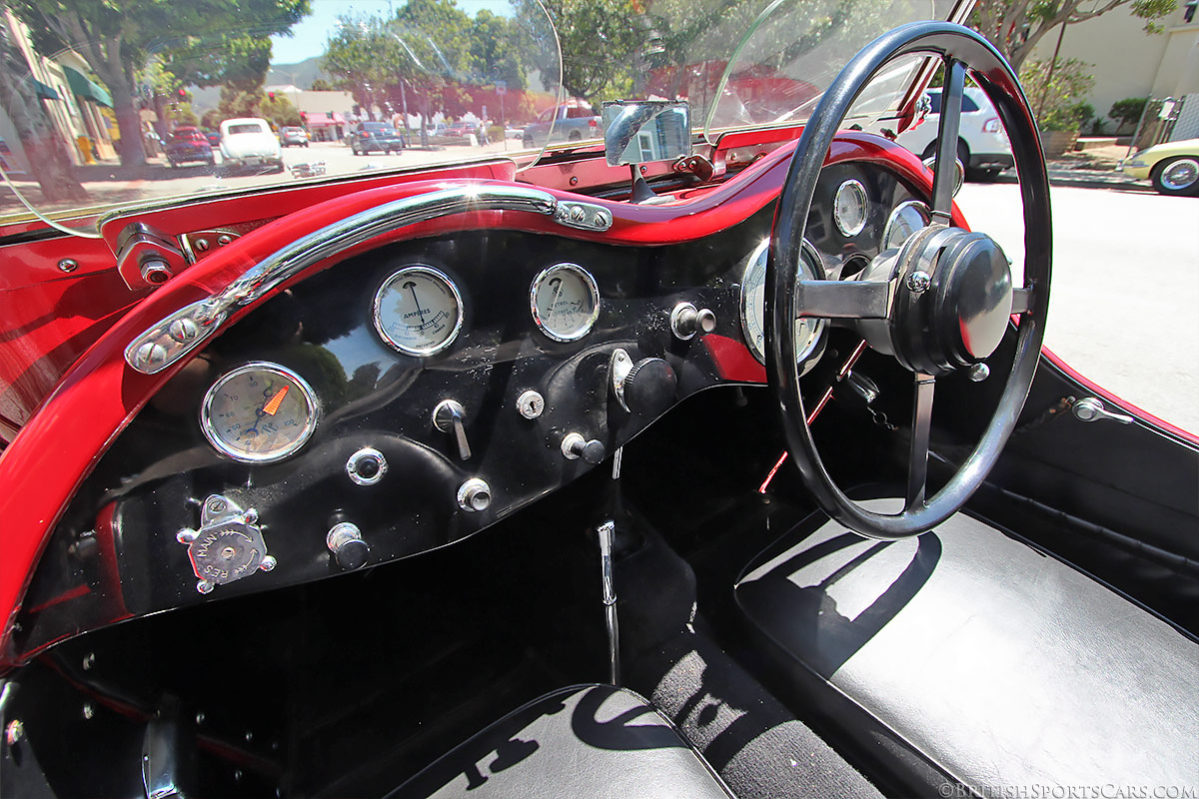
[404,281,427,322]
[262,386,289,416]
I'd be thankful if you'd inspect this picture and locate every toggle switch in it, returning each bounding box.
[561,432,607,464]
[433,399,472,461]
[670,302,717,340]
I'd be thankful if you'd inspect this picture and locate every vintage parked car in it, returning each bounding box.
[278,126,310,148]
[218,117,285,174]
[163,126,215,167]
[349,121,405,155]
[1122,137,1199,196]
[0,2,1196,799]
[204,130,222,147]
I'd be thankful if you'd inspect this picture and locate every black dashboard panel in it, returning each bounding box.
[14,162,923,656]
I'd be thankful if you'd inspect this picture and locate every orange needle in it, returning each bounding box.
[262,386,289,416]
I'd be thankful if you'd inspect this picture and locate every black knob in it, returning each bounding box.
[623,358,677,417]
[562,433,607,464]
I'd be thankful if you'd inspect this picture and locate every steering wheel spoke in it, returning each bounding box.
[931,58,966,217]
[905,373,936,510]
[799,279,890,319]
[1011,286,1033,315]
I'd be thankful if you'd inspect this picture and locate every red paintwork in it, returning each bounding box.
[0,132,956,667]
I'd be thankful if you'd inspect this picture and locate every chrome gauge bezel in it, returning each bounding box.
[739,239,827,372]
[529,262,602,343]
[372,265,465,357]
[881,200,932,251]
[833,178,869,237]
[200,361,319,464]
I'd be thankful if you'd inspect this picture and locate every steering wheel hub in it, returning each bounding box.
[892,227,1013,375]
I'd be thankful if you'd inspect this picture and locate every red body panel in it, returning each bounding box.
[0,133,949,667]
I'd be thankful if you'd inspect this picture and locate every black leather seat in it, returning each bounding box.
[735,501,1199,794]
[388,684,735,798]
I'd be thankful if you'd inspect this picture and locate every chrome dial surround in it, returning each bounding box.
[882,200,932,251]
[200,362,319,463]
[529,262,601,343]
[739,239,826,373]
[372,265,464,356]
[833,179,869,237]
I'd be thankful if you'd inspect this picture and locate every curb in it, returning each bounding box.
[993,170,1155,193]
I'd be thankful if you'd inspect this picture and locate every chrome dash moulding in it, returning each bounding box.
[125,186,613,375]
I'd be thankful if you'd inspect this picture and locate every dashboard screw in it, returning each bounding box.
[194,238,210,252]
[57,258,79,273]
[134,342,168,369]
[217,234,233,246]
[82,652,95,671]
[206,497,227,514]
[5,720,23,746]
[195,712,206,725]
[82,703,95,720]
[197,580,215,595]
[517,390,545,420]
[569,176,579,186]
[969,363,990,382]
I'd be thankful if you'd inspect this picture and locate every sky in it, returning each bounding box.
[269,0,517,65]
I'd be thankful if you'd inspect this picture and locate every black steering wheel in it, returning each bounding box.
[767,22,1052,539]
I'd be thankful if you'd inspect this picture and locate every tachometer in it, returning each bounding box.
[529,263,601,342]
[739,239,826,374]
[373,265,464,356]
[882,200,931,250]
[201,362,319,463]
[833,179,869,237]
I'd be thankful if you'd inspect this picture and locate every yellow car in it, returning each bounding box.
[1122,138,1199,196]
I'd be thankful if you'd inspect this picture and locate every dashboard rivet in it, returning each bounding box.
[5,720,24,746]
[57,258,79,273]
[82,652,95,671]
[177,528,197,544]
[906,270,931,294]
[969,363,990,382]
[516,390,545,420]
[569,176,579,186]
[168,317,199,342]
[259,556,277,572]
[197,580,214,595]
[82,703,94,720]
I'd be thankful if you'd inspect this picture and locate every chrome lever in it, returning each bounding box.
[433,399,472,460]
[1071,397,1133,425]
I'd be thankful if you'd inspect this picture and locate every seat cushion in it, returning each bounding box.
[735,501,1199,792]
[388,684,734,799]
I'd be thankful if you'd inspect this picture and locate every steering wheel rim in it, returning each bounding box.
[767,21,1052,539]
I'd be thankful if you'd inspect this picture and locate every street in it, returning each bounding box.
[955,181,1199,433]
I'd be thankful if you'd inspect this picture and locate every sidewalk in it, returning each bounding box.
[997,143,1154,192]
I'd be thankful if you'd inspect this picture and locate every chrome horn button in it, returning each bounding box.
[891,228,1013,375]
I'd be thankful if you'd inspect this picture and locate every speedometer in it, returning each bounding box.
[833,179,869,237]
[372,265,464,356]
[882,200,931,250]
[739,239,826,374]
[201,362,319,463]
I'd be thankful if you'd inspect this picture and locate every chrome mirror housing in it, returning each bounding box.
[602,100,691,167]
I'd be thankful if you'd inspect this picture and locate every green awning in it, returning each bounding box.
[63,66,112,108]
[31,78,60,101]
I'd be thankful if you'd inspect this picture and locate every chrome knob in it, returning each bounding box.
[561,432,607,464]
[670,302,717,340]
[457,478,492,512]
[326,522,369,570]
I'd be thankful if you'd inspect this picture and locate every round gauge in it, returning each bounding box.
[373,265,464,356]
[739,239,826,374]
[201,362,318,463]
[833,179,869,237]
[529,263,601,342]
[882,200,931,250]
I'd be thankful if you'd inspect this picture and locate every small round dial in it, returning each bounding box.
[882,200,931,250]
[201,362,318,463]
[833,179,869,237]
[740,239,826,374]
[530,263,601,342]
[373,265,464,356]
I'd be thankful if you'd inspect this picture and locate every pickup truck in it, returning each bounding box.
[521,102,600,147]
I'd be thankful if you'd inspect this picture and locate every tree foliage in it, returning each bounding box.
[972,0,1177,72]
[8,0,309,166]
[1019,56,1096,130]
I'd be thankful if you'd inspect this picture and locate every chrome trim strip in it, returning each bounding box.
[125,185,565,374]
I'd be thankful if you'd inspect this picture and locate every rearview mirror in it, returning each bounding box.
[602,101,691,167]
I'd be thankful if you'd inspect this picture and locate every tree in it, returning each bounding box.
[9,0,309,167]
[972,0,1177,72]
[0,12,86,202]
[528,0,643,100]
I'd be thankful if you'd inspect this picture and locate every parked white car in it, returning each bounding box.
[888,86,1013,180]
[219,118,284,173]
